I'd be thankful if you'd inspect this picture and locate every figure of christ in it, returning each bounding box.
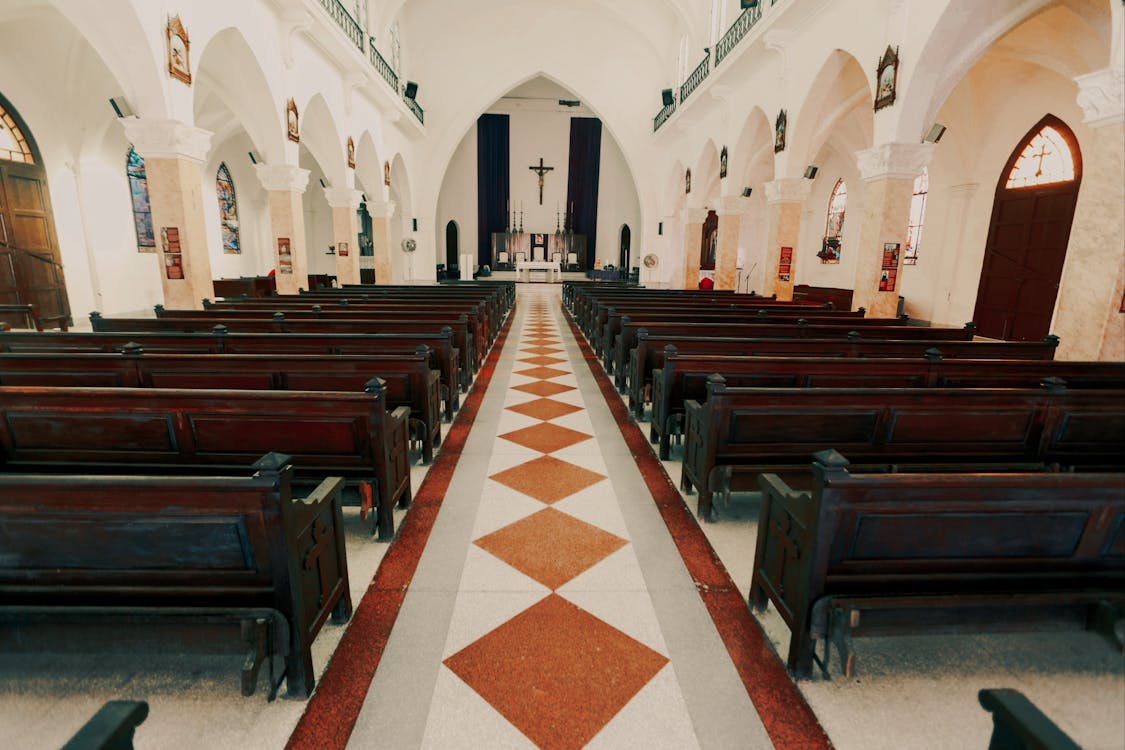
[528,157,554,205]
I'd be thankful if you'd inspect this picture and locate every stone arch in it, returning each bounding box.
[300,93,347,188]
[788,49,873,175]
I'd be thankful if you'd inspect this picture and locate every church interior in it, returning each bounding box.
[0,0,1123,748]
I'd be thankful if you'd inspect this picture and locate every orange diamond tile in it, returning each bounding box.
[512,381,576,398]
[520,346,563,355]
[444,594,667,750]
[474,508,627,588]
[524,338,559,347]
[517,355,566,366]
[506,398,583,422]
[499,422,591,453]
[514,366,569,380]
[490,455,605,503]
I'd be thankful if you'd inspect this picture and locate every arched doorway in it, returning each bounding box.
[446,220,459,272]
[973,115,1082,341]
[357,200,375,283]
[699,210,718,270]
[619,224,631,270]
[0,92,69,327]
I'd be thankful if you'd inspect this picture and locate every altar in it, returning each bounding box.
[516,259,562,283]
[492,232,587,271]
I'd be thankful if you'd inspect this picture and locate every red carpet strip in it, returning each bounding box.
[563,305,834,750]
[285,305,515,750]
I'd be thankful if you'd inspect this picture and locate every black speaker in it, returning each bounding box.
[403,81,418,100]
[741,0,759,8]
[742,187,752,197]
[661,89,674,107]
[803,166,819,179]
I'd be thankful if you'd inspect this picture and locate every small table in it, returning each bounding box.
[516,260,561,283]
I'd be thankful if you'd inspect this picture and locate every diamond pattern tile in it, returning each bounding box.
[517,355,566,366]
[490,455,605,504]
[505,398,584,422]
[513,366,569,380]
[512,381,576,398]
[499,422,592,453]
[444,594,668,750]
[520,346,563,355]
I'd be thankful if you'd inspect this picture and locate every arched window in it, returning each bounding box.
[1004,124,1075,189]
[126,147,156,253]
[820,178,846,264]
[0,104,33,164]
[216,162,241,254]
[903,168,928,266]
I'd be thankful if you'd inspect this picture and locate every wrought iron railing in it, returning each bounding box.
[715,2,763,66]
[318,0,364,51]
[404,95,424,124]
[369,39,399,92]
[653,100,676,132]
[680,55,710,104]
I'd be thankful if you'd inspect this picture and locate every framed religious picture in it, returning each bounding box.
[166,15,192,85]
[874,46,900,111]
[337,241,349,258]
[685,168,692,194]
[882,242,900,269]
[286,99,300,143]
[774,109,787,153]
[383,161,391,186]
[719,147,728,179]
[346,137,355,169]
[277,237,293,274]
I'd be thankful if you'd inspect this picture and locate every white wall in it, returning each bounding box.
[596,130,641,268]
[795,148,861,291]
[436,122,477,266]
[204,132,273,282]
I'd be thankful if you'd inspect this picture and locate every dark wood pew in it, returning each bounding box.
[978,689,1082,750]
[0,383,410,541]
[0,303,69,331]
[574,293,815,340]
[565,287,790,333]
[792,284,854,311]
[0,348,442,463]
[0,453,352,698]
[650,351,1125,458]
[307,273,335,291]
[625,332,1061,410]
[749,450,1125,678]
[213,276,276,299]
[681,378,1125,519]
[318,282,515,334]
[61,700,149,750]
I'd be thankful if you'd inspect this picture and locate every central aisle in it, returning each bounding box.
[347,284,773,749]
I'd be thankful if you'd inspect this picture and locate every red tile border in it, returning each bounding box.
[562,305,834,750]
[285,303,516,750]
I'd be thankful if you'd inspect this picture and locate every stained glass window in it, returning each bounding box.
[903,168,929,266]
[820,179,846,264]
[0,106,33,164]
[127,147,156,252]
[216,162,241,254]
[1005,125,1075,189]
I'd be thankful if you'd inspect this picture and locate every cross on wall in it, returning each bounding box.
[528,157,554,205]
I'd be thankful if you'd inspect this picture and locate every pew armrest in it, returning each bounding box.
[978,689,1082,750]
[61,700,149,750]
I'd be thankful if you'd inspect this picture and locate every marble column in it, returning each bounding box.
[1053,67,1125,360]
[324,187,363,286]
[852,143,934,317]
[763,178,812,301]
[367,200,397,285]
[681,207,709,289]
[255,164,311,295]
[714,195,745,291]
[121,119,213,309]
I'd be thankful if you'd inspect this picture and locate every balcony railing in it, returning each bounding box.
[653,99,676,132]
[404,95,424,125]
[369,39,399,92]
[318,0,364,51]
[680,55,710,104]
[715,2,763,66]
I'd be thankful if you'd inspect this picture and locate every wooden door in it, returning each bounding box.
[619,224,631,270]
[973,116,1081,341]
[0,161,69,323]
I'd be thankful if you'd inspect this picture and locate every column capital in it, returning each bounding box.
[855,142,934,182]
[716,195,745,216]
[120,118,212,164]
[1074,67,1125,128]
[763,178,813,205]
[323,187,363,209]
[255,164,310,193]
[367,200,397,219]
[682,207,710,224]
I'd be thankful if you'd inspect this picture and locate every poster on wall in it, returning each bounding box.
[161,227,184,280]
[338,241,349,258]
[882,242,900,270]
[777,246,793,281]
[277,237,293,274]
[879,268,898,292]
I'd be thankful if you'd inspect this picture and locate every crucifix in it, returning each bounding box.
[528,157,554,205]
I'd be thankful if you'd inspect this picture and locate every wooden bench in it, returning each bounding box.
[682,378,1125,520]
[0,347,443,463]
[0,303,69,331]
[61,700,149,750]
[0,453,352,698]
[651,350,1125,458]
[0,382,410,541]
[749,450,1125,678]
[213,276,276,299]
[792,284,854,311]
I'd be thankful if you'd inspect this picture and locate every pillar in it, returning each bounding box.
[763,178,812,300]
[255,164,311,295]
[852,143,934,317]
[324,187,363,286]
[1053,67,1125,360]
[366,201,397,285]
[681,207,709,289]
[121,119,213,309]
[715,195,745,291]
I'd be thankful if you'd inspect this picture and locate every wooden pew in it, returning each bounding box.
[0,348,443,463]
[792,284,854,311]
[0,453,352,698]
[625,332,1061,409]
[0,303,69,331]
[749,450,1125,678]
[61,701,149,750]
[0,382,410,541]
[213,276,276,299]
[978,689,1082,750]
[650,350,1125,458]
[681,378,1125,520]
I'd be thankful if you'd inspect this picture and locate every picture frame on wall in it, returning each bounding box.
[166,15,192,86]
[286,99,300,143]
[874,46,899,111]
[685,168,692,194]
[346,136,355,169]
[719,146,728,179]
[774,110,787,153]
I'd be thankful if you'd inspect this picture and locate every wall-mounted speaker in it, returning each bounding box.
[924,123,947,143]
[247,151,259,165]
[741,0,759,8]
[108,97,134,118]
[742,187,753,197]
[661,89,674,107]
[403,81,418,100]
[803,166,819,179]
[319,178,327,189]
[658,222,664,236]
[412,218,418,232]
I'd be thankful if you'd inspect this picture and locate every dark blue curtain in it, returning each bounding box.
[476,114,510,268]
[566,117,602,270]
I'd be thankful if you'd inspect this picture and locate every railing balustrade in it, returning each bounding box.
[653,100,677,132]
[404,95,424,125]
[715,2,763,66]
[318,0,364,51]
[369,39,400,92]
[680,55,710,104]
